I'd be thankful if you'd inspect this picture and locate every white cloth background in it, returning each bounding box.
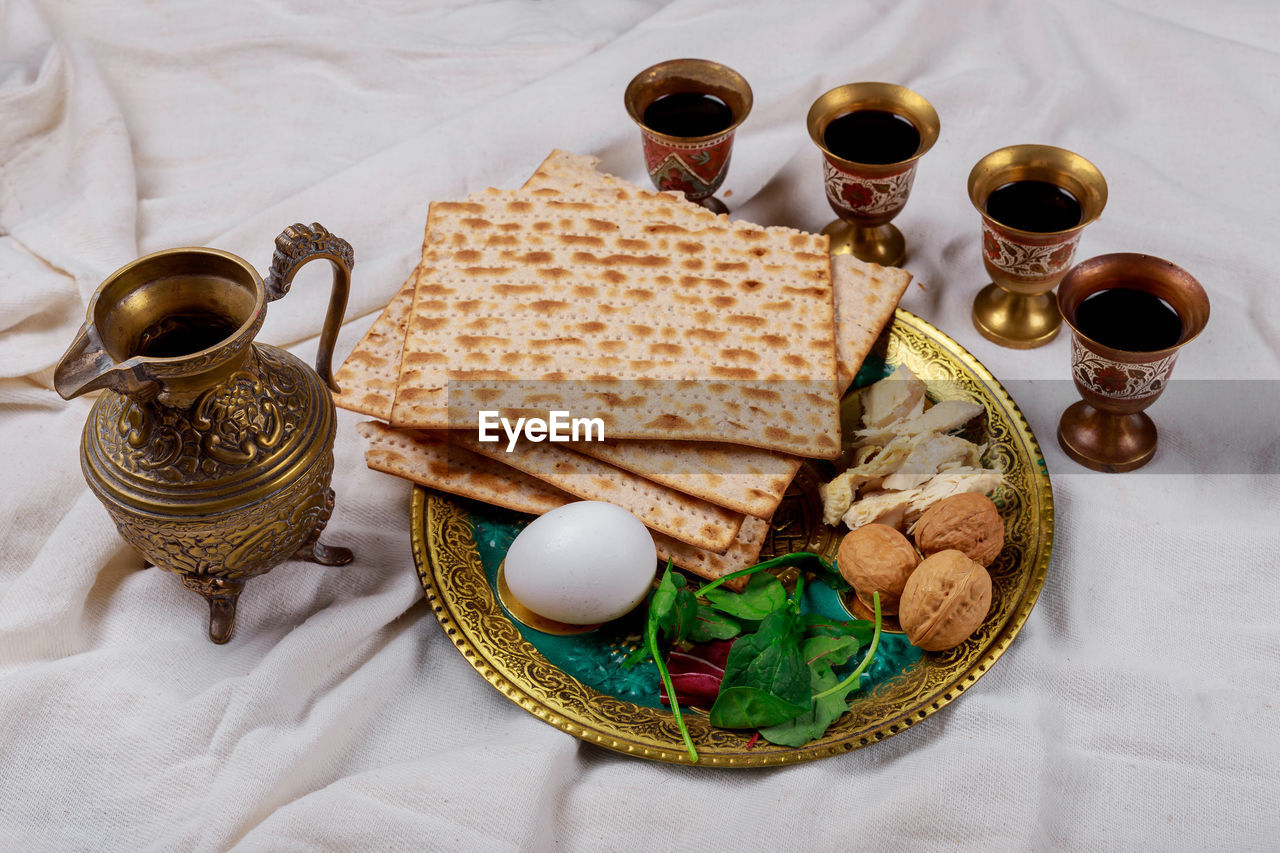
[2,0,1277,849]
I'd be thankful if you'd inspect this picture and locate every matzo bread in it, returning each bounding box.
[357,422,763,587]
[390,188,842,458]
[331,151,908,434]
[334,286,799,518]
[332,150,905,539]
[522,150,910,395]
[332,266,417,420]
[516,152,802,516]
[521,149,675,200]
[830,254,913,389]
[451,431,743,553]
[656,514,769,592]
[520,150,910,391]
[359,422,568,517]
[331,241,907,424]
[572,439,801,519]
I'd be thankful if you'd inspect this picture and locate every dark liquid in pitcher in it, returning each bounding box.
[985,180,1082,232]
[823,109,921,165]
[1074,288,1184,352]
[643,92,734,137]
[135,313,241,358]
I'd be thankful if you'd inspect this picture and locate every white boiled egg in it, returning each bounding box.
[504,501,657,625]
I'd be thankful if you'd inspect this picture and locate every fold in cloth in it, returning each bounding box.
[0,0,137,377]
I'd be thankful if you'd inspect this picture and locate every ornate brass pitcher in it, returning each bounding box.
[55,223,355,643]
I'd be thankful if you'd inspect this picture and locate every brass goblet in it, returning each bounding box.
[624,58,752,215]
[968,144,1107,348]
[806,82,940,266]
[1057,253,1209,472]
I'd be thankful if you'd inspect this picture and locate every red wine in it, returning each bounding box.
[135,313,241,358]
[985,180,1082,232]
[823,109,921,165]
[643,92,734,137]
[1074,287,1183,351]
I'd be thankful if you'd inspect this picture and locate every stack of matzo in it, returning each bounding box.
[336,150,912,584]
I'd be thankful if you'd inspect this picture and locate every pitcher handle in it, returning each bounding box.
[264,222,354,392]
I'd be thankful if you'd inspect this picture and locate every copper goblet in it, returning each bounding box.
[968,144,1108,348]
[624,58,752,215]
[1057,253,1209,472]
[806,82,940,266]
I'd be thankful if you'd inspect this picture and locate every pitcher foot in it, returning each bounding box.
[297,538,353,566]
[182,575,244,644]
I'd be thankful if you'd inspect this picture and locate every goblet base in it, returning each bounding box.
[822,219,905,267]
[972,284,1061,349]
[694,195,729,215]
[1057,401,1158,473]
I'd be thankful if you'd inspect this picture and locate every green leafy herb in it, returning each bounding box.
[645,592,698,761]
[802,613,875,645]
[759,592,882,747]
[710,609,811,728]
[703,572,786,621]
[694,551,847,597]
[813,591,882,701]
[651,566,697,641]
[710,686,809,730]
[801,634,861,669]
[687,604,741,643]
[626,560,699,762]
[632,551,886,758]
[757,657,847,746]
[621,642,650,669]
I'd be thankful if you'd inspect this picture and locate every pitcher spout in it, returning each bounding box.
[54,324,157,401]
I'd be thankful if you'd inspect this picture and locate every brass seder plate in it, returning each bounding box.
[411,309,1054,766]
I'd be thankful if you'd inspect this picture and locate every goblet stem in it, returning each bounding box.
[972,284,1062,349]
[822,220,906,267]
[1057,400,1158,473]
[696,196,729,215]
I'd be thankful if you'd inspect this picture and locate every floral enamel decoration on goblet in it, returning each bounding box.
[806,82,940,266]
[624,58,752,215]
[1057,253,1209,472]
[968,144,1107,348]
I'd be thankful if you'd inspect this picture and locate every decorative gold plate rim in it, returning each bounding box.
[411,309,1054,767]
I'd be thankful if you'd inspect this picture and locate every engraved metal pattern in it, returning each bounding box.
[645,151,730,201]
[981,220,1079,279]
[1070,335,1180,400]
[261,222,353,390]
[642,130,734,151]
[102,449,335,580]
[266,222,355,301]
[759,466,839,560]
[413,310,1054,766]
[86,347,319,486]
[83,342,338,581]
[823,159,916,218]
[641,131,735,201]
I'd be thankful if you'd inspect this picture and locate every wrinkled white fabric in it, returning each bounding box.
[1,0,1277,849]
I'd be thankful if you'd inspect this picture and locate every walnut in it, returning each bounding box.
[837,523,919,615]
[898,550,992,651]
[913,492,1004,566]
